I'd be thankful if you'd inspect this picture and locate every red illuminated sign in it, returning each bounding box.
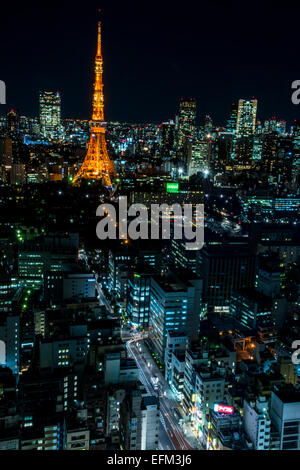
[213,404,234,415]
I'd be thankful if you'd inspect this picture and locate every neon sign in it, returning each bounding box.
[213,403,234,414]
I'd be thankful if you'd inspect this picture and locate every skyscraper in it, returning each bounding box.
[264,117,286,135]
[0,315,20,375]
[197,240,257,316]
[204,114,213,137]
[149,273,202,361]
[127,270,152,329]
[177,97,196,149]
[0,136,12,166]
[226,102,238,134]
[226,103,238,162]
[234,99,257,167]
[39,91,61,140]
[236,99,257,137]
[6,109,20,135]
[158,120,175,159]
[187,140,212,176]
[292,119,300,153]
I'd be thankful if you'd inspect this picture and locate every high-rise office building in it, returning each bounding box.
[204,114,213,137]
[10,164,26,185]
[261,133,278,174]
[177,98,196,149]
[159,120,175,159]
[187,140,211,176]
[39,325,88,370]
[264,117,286,135]
[39,91,61,140]
[18,233,78,289]
[127,270,152,329]
[236,99,257,137]
[0,137,12,166]
[197,240,257,316]
[292,119,300,151]
[252,134,263,161]
[234,136,254,168]
[216,132,234,169]
[0,137,13,181]
[43,272,96,303]
[6,109,20,135]
[149,273,202,361]
[0,315,20,375]
[226,103,238,162]
[226,103,238,134]
[233,99,257,167]
[231,289,273,330]
[168,237,198,274]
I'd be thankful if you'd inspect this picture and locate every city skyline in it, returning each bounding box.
[1,1,300,455]
[0,2,299,125]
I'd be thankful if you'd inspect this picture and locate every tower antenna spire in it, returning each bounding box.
[97,10,102,56]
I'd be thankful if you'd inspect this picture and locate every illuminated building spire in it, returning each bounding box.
[92,21,104,122]
[97,20,102,56]
[72,19,115,187]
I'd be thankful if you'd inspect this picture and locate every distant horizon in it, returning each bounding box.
[0,100,298,130]
[0,2,299,126]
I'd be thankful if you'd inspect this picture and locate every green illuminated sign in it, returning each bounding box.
[166,182,179,193]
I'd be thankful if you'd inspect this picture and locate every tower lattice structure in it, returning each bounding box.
[72,21,115,186]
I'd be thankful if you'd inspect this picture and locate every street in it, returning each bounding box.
[125,333,200,450]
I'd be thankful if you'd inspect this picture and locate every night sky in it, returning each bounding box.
[0,0,299,126]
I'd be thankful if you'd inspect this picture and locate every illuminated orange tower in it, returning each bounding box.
[72,21,115,186]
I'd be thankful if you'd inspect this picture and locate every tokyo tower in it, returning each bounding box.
[72,21,116,186]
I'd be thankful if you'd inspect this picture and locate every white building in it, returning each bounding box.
[195,367,225,415]
[164,330,187,381]
[106,389,126,441]
[149,274,201,361]
[243,396,271,450]
[121,391,159,450]
[64,428,90,450]
[141,396,160,450]
[0,315,20,375]
[270,388,300,450]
